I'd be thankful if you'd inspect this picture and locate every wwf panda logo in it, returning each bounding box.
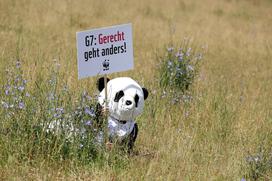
[102,59,110,71]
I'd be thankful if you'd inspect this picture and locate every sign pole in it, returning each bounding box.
[104,75,108,105]
[103,74,109,146]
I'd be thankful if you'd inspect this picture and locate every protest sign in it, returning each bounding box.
[76,23,134,79]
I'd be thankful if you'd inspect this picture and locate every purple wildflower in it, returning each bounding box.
[167,47,174,52]
[178,56,184,62]
[56,107,64,113]
[86,95,92,101]
[54,107,64,118]
[5,89,9,95]
[16,60,21,69]
[18,102,25,109]
[53,113,62,119]
[15,77,20,83]
[85,120,93,126]
[85,107,95,117]
[18,86,25,92]
[175,52,183,58]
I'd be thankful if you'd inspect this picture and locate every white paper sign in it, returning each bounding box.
[76,23,134,79]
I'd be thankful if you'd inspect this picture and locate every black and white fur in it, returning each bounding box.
[96,77,148,151]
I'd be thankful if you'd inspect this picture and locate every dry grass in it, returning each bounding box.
[1,0,272,180]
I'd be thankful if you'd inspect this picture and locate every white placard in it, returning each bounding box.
[76,23,134,79]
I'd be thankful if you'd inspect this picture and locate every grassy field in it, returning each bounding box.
[1,0,272,180]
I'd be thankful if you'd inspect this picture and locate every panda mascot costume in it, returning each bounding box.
[96,77,148,151]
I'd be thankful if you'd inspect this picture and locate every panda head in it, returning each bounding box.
[97,77,148,121]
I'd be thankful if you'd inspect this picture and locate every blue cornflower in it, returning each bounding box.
[56,107,64,113]
[175,52,183,58]
[167,47,174,52]
[54,107,64,118]
[18,86,25,92]
[178,57,183,62]
[16,60,21,69]
[85,120,93,126]
[18,102,25,109]
[15,77,20,83]
[85,95,92,101]
[85,107,95,117]
[5,89,9,95]
[22,79,27,85]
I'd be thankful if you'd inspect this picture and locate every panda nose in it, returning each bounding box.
[125,100,132,105]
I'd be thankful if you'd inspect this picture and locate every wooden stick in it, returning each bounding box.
[104,75,108,106]
[103,75,109,145]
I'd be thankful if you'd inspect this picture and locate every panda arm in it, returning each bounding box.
[128,123,138,151]
[94,103,104,127]
[95,103,102,117]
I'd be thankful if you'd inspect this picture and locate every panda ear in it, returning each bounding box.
[97,77,110,92]
[142,88,149,100]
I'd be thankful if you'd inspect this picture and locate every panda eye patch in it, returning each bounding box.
[114,90,124,102]
[134,94,139,107]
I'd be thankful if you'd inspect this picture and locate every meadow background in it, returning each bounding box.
[0,0,272,180]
